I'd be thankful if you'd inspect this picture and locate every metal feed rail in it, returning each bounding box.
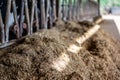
[0,0,100,48]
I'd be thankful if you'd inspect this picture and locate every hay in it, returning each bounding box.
[0,21,120,80]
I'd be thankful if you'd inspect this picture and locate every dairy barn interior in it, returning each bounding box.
[0,0,120,80]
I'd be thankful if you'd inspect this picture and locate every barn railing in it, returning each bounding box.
[0,0,100,48]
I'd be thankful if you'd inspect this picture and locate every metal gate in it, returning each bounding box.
[0,0,100,48]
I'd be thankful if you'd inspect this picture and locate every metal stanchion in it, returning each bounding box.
[5,0,12,42]
[0,10,5,43]
[24,0,30,35]
[30,0,35,33]
[35,0,39,31]
[19,0,25,37]
[12,0,20,38]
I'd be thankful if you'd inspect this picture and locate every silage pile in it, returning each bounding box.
[0,20,120,80]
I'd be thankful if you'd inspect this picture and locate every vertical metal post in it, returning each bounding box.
[53,0,57,21]
[5,0,12,42]
[35,0,39,31]
[24,0,31,35]
[30,0,35,33]
[64,0,68,21]
[80,0,82,19]
[48,0,53,28]
[56,0,59,18]
[58,0,62,19]
[20,0,25,37]
[46,0,49,28]
[12,0,20,38]
[45,0,49,29]
[67,0,70,20]
[76,0,80,20]
[73,0,76,20]
[62,0,64,20]
[0,10,5,43]
[62,0,67,21]
[68,0,72,20]
[98,0,100,16]
[41,0,47,29]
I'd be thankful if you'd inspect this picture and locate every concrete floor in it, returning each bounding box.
[101,15,120,41]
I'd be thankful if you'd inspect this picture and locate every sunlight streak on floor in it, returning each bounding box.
[76,25,100,44]
[67,44,83,54]
[51,25,100,72]
[52,53,70,72]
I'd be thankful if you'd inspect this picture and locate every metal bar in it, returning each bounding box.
[47,0,52,28]
[72,0,75,20]
[56,0,59,18]
[44,0,48,29]
[61,0,64,20]
[76,0,80,20]
[19,0,25,37]
[0,35,26,48]
[12,0,20,38]
[40,0,47,29]
[58,0,62,19]
[5,0,12,42]
[64,0,68,21]
[35,0,39,31]
[98,0,100,16]
[24,0,31,35]
[45,0,49,28]
[79,0,83,19]
[53,0,57,21]
[75,0,78,20]
[68,0,72,20]
[0,10,5,43]
[30,0,35,33]
[62,0,65,20]
[0,40,15,48]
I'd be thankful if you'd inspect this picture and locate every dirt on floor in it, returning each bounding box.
[0,20,120,80]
